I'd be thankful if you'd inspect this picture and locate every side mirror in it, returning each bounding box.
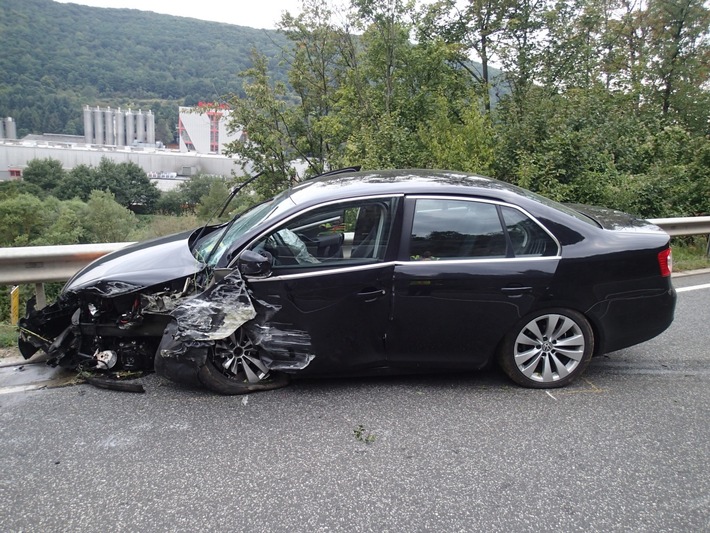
[237,250,272,277]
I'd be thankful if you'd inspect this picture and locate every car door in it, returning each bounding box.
[386,196,561,370]
[242,196,402,375]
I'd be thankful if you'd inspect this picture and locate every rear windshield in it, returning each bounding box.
[511,186,600,228]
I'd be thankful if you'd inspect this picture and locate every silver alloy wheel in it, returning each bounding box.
[513,313,586,383]
[213,329,270,383]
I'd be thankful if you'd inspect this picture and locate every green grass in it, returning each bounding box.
[0,323,18,348]
[672,236,710,272]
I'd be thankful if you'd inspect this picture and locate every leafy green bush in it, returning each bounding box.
[0,323,18,348]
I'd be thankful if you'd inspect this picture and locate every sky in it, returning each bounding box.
[54,0,304,29]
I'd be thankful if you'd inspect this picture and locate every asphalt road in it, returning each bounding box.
[1,272,708,532]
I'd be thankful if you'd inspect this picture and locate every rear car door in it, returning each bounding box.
[243,196,401,374]
[387,196,561,370]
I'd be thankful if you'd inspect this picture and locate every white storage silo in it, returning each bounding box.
[125,109,134,145]
[136,110,145,143]
[83,106,93,144]
[115,108,125,146]
[146,110,155,145]
[4,117,17,140]
[104,107,114,145]
[93,106,104,145]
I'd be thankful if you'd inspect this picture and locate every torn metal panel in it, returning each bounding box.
[141,292,185,314]
[245,323,314,371]
[240,291,316,371]
[157,321,210,364]
[169,272,257,342]
[158,270,315,376]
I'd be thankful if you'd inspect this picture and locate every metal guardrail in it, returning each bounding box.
[0,242,132,308]
[0,242,132,285]
[648,216,710,237]
[0,217,708,308]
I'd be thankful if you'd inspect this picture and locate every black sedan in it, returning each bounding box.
[19,169,676,393]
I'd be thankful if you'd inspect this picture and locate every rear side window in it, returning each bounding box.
[409,199,506,260]
[408,199,559,260]
[500,206,557,257]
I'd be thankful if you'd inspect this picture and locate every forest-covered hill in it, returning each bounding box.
[0,0,291,142]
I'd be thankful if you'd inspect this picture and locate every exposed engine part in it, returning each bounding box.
[117,341,146,369]
[94,350,118,370]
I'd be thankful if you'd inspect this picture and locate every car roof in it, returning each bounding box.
[285,169,528,207]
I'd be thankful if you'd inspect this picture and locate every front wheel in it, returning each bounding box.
[498,309,594,388]
[198,328,289,395]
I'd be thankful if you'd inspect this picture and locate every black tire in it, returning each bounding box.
[197,328,289,395]
[498,308,594,389]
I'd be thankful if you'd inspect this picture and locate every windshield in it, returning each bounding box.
[192,200,276,266]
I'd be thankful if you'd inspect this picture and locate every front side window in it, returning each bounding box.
[253,198,398,268]
[409,199,506,260]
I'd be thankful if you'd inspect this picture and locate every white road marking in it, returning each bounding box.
[676,283,710,293]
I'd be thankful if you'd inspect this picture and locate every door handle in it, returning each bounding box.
[357,288,386,302]
[501,286,533,298]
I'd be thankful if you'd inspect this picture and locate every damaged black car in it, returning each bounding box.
[19,169,676,393]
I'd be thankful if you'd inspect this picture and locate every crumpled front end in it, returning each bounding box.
[18,275,205,373]
[18,266,316,394]
[155,272,315,393]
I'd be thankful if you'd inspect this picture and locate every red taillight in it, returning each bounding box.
[658,248,672,277]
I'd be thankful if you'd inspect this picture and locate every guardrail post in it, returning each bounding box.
[10,285,19,325]
[35,283,46,310]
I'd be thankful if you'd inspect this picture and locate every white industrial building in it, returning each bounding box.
[178,105,244,154]
[0,107,248,187]
[0,139,245,189]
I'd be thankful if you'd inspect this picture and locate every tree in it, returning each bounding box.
[83,190,138,243]
[0,193,48,246]
[495,0,549,119]
[155,189,186,216]
[21,158,65,193]
[31,198,87,245]
[278,0,354,175]
[0,180,43,200]
[419,0,511,112]
[418,91,495,174]
[178,174,227,209]
[225,51,300,197]
[93,158,160,212]
[341,0,478,169]
[55,164,98,201]
[195,180,231,222]
[645,0,710,124]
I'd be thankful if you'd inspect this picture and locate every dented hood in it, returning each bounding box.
[64,230,206,294]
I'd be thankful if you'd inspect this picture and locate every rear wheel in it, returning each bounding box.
[198,328,289,395]
[498,309,593,388]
